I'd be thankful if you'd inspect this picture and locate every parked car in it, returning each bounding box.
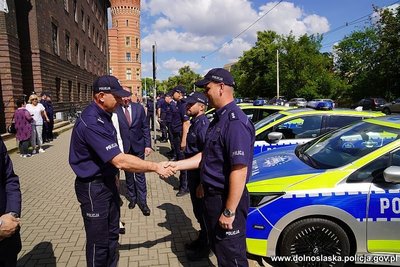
[382,98,400,115]
[268,96,287,106]
[287,98,307,107]
[246,116,400,265]
[253,108,385,155]
[205,103,293,124]
[352,98,387,111]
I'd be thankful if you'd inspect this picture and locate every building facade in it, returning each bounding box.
[108,0,141,102]
[0,0,109,132]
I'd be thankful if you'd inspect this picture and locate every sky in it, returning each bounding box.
[110,0,399,81]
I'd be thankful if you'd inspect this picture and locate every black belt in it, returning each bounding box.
[204,185,225,196]
[76,176,104,184]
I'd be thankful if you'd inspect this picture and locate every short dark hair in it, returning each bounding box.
[16,99,25,107]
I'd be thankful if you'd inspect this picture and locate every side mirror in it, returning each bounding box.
[267,132,283,144]
[383,166,400,184]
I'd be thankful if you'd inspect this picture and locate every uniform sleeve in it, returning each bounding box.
[179,102,189,122]
[140,105,151,148]
[226,120,253,166]
[85,124,122,163]
[197,119,209,152]
[0,139,21,215]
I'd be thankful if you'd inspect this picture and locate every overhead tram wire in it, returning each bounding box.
[201,0,283,60]
[321,0,400,49]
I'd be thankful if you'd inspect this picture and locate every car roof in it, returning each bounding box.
[279,108,383,116]
[364,115,400,129]
[241,104,293,110]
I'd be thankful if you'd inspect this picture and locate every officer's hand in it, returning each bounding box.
[0,214,20,240]
[219,213,234,230]
[157,162,176,178]
[145,147,152,157]
[196,184,204,198]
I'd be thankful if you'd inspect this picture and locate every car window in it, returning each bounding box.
[274,115,322,139]
[242,108,255,122]
[348,149,400,183]
[254,112,286,130]
[299,122,400,169]
[324,116,362,133]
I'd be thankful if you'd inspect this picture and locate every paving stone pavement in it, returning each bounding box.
[6,129,263,267]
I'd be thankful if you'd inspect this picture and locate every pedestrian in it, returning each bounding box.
[69,75,174,267]
[145,96,155,131]
[163,92,175,159]
[182,92,211,261]
[0,137,22,267]
[167,68,255,266]
[156,93,168,142]
[13,99,33,157]
[116,88,152,216]
[43,94,54,142]
[170,85,190,197]
[26,94,49,153]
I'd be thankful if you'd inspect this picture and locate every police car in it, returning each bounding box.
[254,108,385,155]
[246,116,400,266]
[206,103,293,123]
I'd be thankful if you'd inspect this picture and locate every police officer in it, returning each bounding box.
[163,92,175,159]
[167,68,255,266]
[183,92,211,260]
[69,75,174,267]
[0,137,22,267]
[145,96,154,131]
[170,85,190,196]
[156,94,167,142]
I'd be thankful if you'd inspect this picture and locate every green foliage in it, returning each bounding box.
[159,66,202,93]
[232,31,347,100]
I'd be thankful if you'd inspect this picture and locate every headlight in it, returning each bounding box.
[249,192,284,207]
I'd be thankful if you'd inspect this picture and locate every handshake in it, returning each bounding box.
[155,161,179,178]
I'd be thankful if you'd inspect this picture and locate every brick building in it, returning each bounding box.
[108,0,141,102]
[0,0,109,133]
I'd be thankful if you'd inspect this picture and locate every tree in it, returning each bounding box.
[160,66,202,93]
[232,31,347,100]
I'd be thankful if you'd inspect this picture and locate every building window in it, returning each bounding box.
[125,36,131,47]
[75,42,80,66]
[64,0,69,12]
[83,48,87,69]
[51,23,59,55]
[87,17,90,37]
[136,53,139,62]
[84,84,88,100]
[126,19,128,26]
[136,68,140,80]
[73,0,78,22]
[126,52,131,62]
[136,38,139,48]
[126,68,132,80]
[55,77,61,102]
[77,82,81,101]
[81,9,85,30]
[65,33,71,61]
[68,80,72,101]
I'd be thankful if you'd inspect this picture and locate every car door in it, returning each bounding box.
[359,150,400,253]
[392,99,400,113]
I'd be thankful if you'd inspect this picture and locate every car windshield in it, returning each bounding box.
[296,121,400,169]
[254,112,286,130]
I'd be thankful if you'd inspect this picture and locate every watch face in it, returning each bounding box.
[223,209,232,217]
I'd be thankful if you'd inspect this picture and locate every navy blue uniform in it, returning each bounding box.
[157,98,167,141]
[116,103,151,207]
[171,101,189,192]
[164,100,175,156]
[0,137,22,266]
[200,101,255,267]
[69,102,121,267]
[184,114,209,248]
[146,99,154,130]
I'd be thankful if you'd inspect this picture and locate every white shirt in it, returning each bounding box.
[26,103,45,125]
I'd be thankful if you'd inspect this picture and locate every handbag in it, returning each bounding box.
[7,115,16,134]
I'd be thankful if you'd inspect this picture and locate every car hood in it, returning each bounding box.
[250,145,323,184]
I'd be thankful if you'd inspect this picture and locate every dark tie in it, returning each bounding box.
[124,106,131,126]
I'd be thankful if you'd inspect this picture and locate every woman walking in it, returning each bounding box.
[26,94,49,154]
[14,99,33,157]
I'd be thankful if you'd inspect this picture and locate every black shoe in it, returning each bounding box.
[138,203,151,216]
[185,238,202,251]
[128,202,136,209]
[186,247,211,261]
[173,186,180,191]
[176,190,189,197]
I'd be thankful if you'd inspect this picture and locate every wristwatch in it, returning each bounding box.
[222,208,235,217]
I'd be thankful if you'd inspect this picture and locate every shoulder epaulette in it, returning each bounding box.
[229,111,239,121]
